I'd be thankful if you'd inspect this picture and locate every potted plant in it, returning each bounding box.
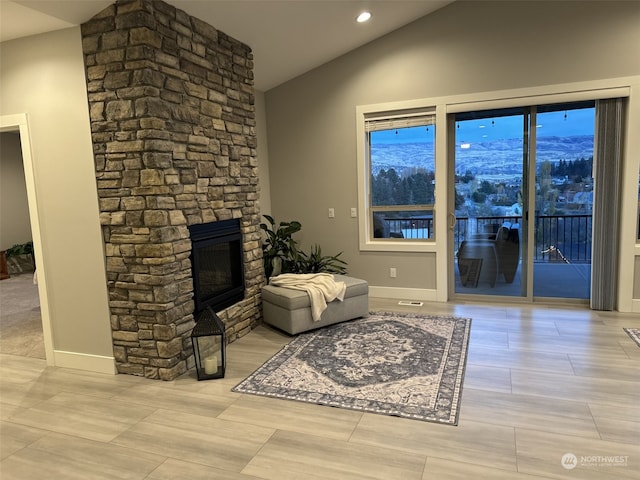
[260,215,302,279]
[5,241,35,274]
[260,216,348,279]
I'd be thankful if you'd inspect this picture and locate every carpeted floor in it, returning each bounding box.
[233,311,471,425]
[0,273,45,359]
[623,328,640,348]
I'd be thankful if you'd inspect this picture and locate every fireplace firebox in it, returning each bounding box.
[189,219,245,313]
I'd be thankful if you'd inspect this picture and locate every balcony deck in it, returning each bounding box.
[380,214,593,300]
[455,261,591,299]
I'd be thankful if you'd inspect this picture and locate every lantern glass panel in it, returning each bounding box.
[191,307,226,380]
[195,336,222,376]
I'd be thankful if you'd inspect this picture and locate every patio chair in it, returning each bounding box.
[457,222,520,287]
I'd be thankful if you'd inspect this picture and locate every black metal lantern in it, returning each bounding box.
[191,307,226,380]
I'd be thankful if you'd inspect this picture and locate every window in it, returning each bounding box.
[365,109,436,241]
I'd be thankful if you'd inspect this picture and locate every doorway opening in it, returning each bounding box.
[0,114,52,362]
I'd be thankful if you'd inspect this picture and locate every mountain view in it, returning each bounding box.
[371,135,594,182]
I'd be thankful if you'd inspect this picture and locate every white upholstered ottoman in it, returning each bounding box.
[261,274,369,335]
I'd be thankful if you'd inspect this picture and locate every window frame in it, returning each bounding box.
[356,100,443,253]
[356,78,638,309]
[367,110,436,242]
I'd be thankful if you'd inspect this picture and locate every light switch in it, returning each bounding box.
[328,208,335,218]
[350,207,357,218]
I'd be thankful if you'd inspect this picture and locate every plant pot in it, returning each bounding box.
[271,257,282,277]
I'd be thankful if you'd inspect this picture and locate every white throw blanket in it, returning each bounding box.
[270,273,346,321]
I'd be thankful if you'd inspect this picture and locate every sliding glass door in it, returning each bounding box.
[450,102,595,301]
[532,105,594,299]
[452,109,527,297]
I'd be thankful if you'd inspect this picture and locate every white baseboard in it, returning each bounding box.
[632,299,640,314]
[53,350,117,375]
[368,286,439,302]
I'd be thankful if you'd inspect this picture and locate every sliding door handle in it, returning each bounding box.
[449,213,456,229]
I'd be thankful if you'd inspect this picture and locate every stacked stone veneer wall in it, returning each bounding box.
[81,0,262,380]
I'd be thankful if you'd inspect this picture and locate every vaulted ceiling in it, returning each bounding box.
[0,0,453,91]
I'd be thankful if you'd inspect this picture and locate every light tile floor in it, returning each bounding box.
[1,298,639,479]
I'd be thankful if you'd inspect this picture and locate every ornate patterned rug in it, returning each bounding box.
[624,328,640,347]
[233,311,471,425]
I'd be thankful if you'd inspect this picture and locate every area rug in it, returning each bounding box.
[623,328,640,348]
[233,311,471,425]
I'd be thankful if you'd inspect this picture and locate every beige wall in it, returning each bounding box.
[0,28,114,362]
[255,91,272,216]
[0,132,32,250]
[265,1,640,293]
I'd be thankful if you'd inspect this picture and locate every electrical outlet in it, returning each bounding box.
[390,267,397,278]
[350,207,357,218]
[328,208,335,218]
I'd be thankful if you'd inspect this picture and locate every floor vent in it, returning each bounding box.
[398,300,423,307]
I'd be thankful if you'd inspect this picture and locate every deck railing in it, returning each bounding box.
[381,214,593,263]
[384,217,433,239]
[455,215,592,263]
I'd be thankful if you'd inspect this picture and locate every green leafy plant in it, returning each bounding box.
[260,216,348,279]
[6,241,33,259]
[260,215,302,279]
[293,244,347,275]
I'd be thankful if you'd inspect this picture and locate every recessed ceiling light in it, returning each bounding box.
[356,11,372,23]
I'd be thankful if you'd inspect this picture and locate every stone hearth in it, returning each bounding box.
[82,0,262,380]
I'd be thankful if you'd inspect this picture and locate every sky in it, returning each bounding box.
[372,107,595,145]
[457,108,595,143]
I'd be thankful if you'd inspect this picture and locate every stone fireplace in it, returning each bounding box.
[82,0,263,380]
